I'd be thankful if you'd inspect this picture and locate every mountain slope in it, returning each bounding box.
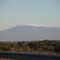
[0,25,60,41]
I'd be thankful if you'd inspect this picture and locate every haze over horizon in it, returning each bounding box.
[0,0,60,31]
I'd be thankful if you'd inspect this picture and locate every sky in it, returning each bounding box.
[0,0,60,30]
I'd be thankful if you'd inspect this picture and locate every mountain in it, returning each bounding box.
[0,25,60,41]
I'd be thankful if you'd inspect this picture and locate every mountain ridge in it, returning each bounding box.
[0,25,60,41]
[0,24,60,32]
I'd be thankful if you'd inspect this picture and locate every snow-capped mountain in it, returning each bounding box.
[0,25,60,41]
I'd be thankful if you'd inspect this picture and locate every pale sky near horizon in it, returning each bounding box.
[0,0,60,30]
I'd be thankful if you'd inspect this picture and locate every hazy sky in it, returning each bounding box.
[0,0,60,30]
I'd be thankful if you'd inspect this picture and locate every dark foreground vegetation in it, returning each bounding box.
[0,40,60,54]
[0,40,60,60]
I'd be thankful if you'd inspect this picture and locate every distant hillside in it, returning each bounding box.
[0,25,60,41]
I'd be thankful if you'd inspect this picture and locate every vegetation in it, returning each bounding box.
[0,40,60,54]
[0,40,60,60]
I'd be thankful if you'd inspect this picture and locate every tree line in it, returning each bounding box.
[0,40,60,54]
